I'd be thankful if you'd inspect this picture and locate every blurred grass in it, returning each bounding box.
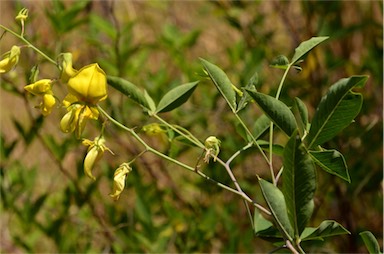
[0,0,382,253]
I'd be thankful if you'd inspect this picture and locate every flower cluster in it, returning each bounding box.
[0,8,133,201]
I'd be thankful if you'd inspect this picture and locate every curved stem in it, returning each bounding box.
[97,105,271,214]
[0,24,57,65]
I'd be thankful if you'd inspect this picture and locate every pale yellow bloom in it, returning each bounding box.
[0,46,20,74]
[204,136,221,162]
[24,79,56,116]
[109,163,132,201]
[67,63,107,104]
[82,136,113,180]
[15,8,28,22]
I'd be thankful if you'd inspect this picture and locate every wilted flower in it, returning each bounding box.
[0,46,21,74]
[82,136,113,180]
[15,8,28,22]
[204,136,221,163]
[109,163,132,201]
[67,63,107,104]
[24,79,56,116]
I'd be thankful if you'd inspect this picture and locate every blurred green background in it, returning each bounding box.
[0,0,382,253]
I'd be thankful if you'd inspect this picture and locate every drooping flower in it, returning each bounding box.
[0,46,21,74]
[24,79,56,116]
[82,136,113,180]
[15,8,28,22]
[60,103,99,138]
[67,63,107,104]
[109,163,132,201]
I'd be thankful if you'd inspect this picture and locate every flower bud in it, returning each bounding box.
[57,53,77,83]
[204,136,221,163]
[109,163,132,201]
[142,123,165,136]
[0,46,21,74]
[67,63,107,104]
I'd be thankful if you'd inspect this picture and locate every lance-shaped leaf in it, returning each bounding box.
[360,231,383,254]
[291,37,329,64]
[306,76,368,149]
[300,220,350,241]
[200,58,237,112]
[294,97,309,132]
[156,81,198,113]
[283,131,316,238]
[309,149,350,182]
[246,90,297,136]
[107,76,151,110]
[258,177,294,241]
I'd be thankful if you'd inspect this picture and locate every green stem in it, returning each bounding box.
[97,105,272,214]
[269,65,291,185]
[0,25,57,65]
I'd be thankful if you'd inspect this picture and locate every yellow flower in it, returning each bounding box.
[15,8,28,22]
[60,103,99,138]
[82,136,113,180]
[109,163,132,201]
[24,79,56,116]
[57,53,77,83]
[0,46,21,74]
[67,63,107,104]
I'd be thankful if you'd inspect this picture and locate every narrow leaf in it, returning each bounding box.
[309,150,350,182]
[258,177,294,241]
[156,81,198,113]
[107,76,151,110]
[252,114,271,140]
[306,76,368,148]
[291,37,329,64]
[283,131,316,238]
[246,90,297,136]
[236,72,258,112]
[294,97,309,132]
[360,231,382,254]
[301,220,350,241]
[200,58,237,112]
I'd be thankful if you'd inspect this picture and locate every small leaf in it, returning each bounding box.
[156,81,198,113]
[257,140,284,156]
[270,55,289,70]
[200,58,237,112]
[306,76,368,148]
[143,90,156,113]
[258,177,294,241]
[236,72,258,112]
[309,150,350,182]
[301,220,350,241]
[294,97,309,132]
[360,231,383,254]
[246,90,297,136]
[283,131,316,238]
[291,37,329,64]
[107,75,151,110]
[252,114,271,140]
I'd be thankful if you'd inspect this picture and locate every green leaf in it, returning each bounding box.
[246,90,297,136]
[306,76,368,148]
[309,150,350,182]
[107,75,151,111]
[257,140,284,156]
[200,58,237,112]
[258,177,294,241]
[294,97,309,132]
[283,131,316,238]
[156,81,198,113]
[252,114,271,140]
[291,37,329,64]
[254,207,283,241]
[360,231,383,254]
[143,90,156,113]
[301,220,350,241]
[236,72,258,112]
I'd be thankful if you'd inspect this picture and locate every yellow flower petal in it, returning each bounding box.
[58,53,78,83]
[67,63,107,104]
[83,146,101,181]
[40,93,56,116]
[24,79,52,95]
[109,163,132,201]
[0,46,20,74]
